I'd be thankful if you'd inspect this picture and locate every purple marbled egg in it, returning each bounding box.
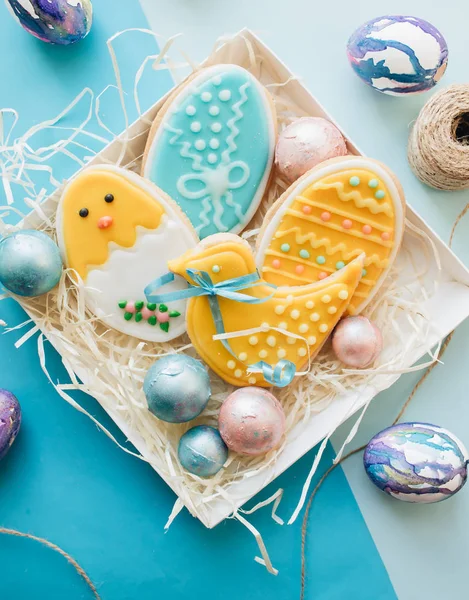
[364,423,468,503]
[0,389,22,460]
[347,16,448,95]
[6,0,93,45]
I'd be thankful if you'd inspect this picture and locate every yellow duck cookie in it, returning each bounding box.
[256,156,405,315]
[156,234,364,388]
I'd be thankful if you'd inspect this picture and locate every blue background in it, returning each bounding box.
[0,2,395,598]
[5,0,469,598]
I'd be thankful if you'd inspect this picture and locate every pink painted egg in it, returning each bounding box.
[218,387,285,456]
[332,316,383,368]
[275,117,348,184]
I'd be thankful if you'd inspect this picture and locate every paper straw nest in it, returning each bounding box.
[1,33,442,533]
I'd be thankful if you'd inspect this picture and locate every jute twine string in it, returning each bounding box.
[0,528,100,598]
[299,217,466,599]
[408,84,469,190]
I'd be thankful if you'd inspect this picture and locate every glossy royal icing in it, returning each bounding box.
[142,65,276,239]
[256,158,404,315]
[56,165,199,342]
[166,234,364,388]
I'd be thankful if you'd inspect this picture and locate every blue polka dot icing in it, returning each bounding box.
[375,190,386,199]
[143,65,276,239]
[368,178,379,188]
[364,423,469,503]
[349,176,360,187]
[347,16,448,95]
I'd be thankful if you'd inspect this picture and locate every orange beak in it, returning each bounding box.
[97,216,113,229]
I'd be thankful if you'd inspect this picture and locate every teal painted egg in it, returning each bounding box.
[178,425,228,477]
[0,230,62,297]
[143,65,276,239]
[364,423,469,503]
[6,0,93,45]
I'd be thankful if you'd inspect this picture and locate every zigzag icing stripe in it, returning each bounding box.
[264,250,376,287]
[311,181,393,217]
[221,81,250,165]
[284,209,392,248]
[296,195,393,232]
[274,227,390,268]
[164,123,204,172]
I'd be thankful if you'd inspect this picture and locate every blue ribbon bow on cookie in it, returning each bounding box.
[144,269,296,388]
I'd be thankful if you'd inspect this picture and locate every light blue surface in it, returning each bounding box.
[0,1,396,599]
[146,66,272,238]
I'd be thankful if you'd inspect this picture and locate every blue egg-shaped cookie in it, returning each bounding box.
[142,65,276,239]
[364,422,469,503]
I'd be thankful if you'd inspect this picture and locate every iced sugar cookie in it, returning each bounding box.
[142,65,276,239]
[56,165,199,342]
[256,157,405,315]
[158,234,363,388]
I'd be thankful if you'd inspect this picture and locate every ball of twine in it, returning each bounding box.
[408,84,469,191]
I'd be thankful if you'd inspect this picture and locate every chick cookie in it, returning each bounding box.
[149,234,364,388]
[56,165,199,342]
[256,156,405,315]
[142,64,276,239]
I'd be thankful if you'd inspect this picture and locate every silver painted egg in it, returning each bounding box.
[6,0,93,45]
[178,425,228,477]
[364,423,468,503]
[0,230,63,297]
[144,354,211,423]
[332,316,382,368]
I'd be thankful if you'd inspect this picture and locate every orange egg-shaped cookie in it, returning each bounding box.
[256,157,405,315]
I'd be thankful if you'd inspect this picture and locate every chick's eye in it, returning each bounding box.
[104,194,114,203]
[79,208,89,218]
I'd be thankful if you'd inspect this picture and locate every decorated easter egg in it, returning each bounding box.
[0,230,62,297]
[364,423,469,503]
[347,16,448,95]
[0,389,21,460]
[144,354,211,423]
[256,156,405,316]
[56,165,199,342]
[178,425,228,477]
[332,316,382,368]
[142,65,276,239]
[6,0,93,45]
[275,118,348,184]
[218,387,285,455]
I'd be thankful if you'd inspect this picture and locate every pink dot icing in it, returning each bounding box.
[295,265,305,275]
[125,302,136,314]
[381,232,391,241]
[321,211,331,222]
[302,205,312,215]
[362,225,372,235]
[141,307,153,320]
[342,219,353,229]
[318,271,328,280]
[156,311,170,323]
[272,259,281,269]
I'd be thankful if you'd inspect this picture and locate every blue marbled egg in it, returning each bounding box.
[364,423,469,503]
[143,64,275,239]
[347,16,448,95]
[6,0,92,45]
